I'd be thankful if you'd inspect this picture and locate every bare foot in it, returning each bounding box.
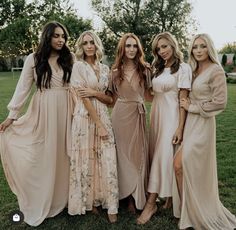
[136,201,157,225]
[127,196,136,214]
[108,214,117,223]
[92,206,99,215]
[162,197,172,209]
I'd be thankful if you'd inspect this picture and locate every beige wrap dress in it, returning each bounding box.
[173,64,236,229]
[0,53,71,226]
[109,68,151,210]
[68,61,119,215]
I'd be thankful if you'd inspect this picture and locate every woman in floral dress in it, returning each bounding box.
[68,31,119,223]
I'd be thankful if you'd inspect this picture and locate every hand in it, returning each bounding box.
[0,118,14,132]
[77,87,97,98]
[172,127,183,145]
[180,98,190,111]
[97,123,109,140]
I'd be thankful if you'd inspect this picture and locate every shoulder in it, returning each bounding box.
[73,60,86,68]
[179,62,192,72]
[210,63,225,79]
[100,63,110,72]
[24,53,35,67]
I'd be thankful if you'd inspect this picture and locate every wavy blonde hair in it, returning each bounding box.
[188,33,220,73]
[152,32,183,76]
[75,30,104,61]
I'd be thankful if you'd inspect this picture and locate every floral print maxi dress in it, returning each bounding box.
[68,61,119,215]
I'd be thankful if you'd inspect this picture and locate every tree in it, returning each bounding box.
[219,42,236,54]
[92,0,197,62]
[221,54,227,66]
[0,0,92,59]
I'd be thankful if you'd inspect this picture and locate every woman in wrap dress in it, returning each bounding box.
[174,33,236,229]
[107,33,152,213]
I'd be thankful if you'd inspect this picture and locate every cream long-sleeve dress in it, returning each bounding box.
[0,53,71,226]
[148,63,192,198]
[109,68,152,210]
[68,61,119,215]
[173,64,236,230]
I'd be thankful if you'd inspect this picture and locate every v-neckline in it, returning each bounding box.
[195,63,215,78]
[86,61,100,82]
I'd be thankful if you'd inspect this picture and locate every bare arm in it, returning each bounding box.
[144,88,154,102]
[172,89,189,145]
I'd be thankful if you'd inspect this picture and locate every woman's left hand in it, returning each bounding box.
[180,98,190,111]
[172,127,183,145]
[77,87,97,98]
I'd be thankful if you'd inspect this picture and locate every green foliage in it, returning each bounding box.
[221,54,227,66]
[233,54,236,66]
[219,42,236,54]
[0,0,93,58]
[227,78,236,84]
[92,0,197,62]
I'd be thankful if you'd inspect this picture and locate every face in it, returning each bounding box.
[124,37,138,60]
[51,27,65,51]
[82,34,96,57]
[192,38,209,62]
[156,38,173,62]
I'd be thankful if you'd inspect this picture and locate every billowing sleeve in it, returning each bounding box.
[7,53,35,119]
[177,63,192,90]
[188,66,227,118]
[70,61,87,88]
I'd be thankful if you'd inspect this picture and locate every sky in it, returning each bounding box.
[71,0,236,50]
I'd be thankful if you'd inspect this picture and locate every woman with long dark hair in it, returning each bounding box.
[107,33,152,213]
[0,21,74,226]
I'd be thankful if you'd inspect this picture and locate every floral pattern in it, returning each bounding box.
[68,61,119,215]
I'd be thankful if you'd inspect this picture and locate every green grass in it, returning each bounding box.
[0,72,235,229]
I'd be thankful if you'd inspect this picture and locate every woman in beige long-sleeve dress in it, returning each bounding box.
[173,33,236,229]
[0,21,74,226]
[107,33,152,213]
[68,31,119,223]
[137,32,192,225]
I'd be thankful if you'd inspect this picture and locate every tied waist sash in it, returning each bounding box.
[116,98,146,114]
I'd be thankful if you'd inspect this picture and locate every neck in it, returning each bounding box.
[85,56,96,65]
[198,59,212,69]
[123,58,136,68]
[50,50,59,57]
[165,57,175,68]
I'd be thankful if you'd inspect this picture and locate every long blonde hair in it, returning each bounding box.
[152,32,183,76]
[75,30,104,61]
[188,33,220,73]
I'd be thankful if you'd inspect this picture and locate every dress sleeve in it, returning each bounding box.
[188,66,227,117]
[107,69,116,95]
[177,63,192,90]
[70,61,87,88]
[144,67,153,90]
[7,53,35,119]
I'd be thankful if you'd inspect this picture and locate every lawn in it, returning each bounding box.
[0,71,235,229]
